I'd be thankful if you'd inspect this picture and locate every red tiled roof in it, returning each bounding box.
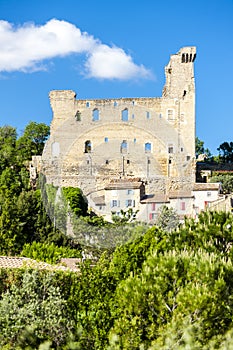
[168,191,193,198]
[141,194,169,203]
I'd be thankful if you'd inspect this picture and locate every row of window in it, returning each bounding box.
[111,199,135,208]
[85,100,137,108]
[150,201,186,213]
[84,139,183,154]
[76,109,185,122]
[84,140,152,153]
[181,53,196,63]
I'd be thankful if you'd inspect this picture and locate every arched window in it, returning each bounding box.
[121,140,128,153]
[181,53,185,63]
[84,140,92,153]
[121,108,128,121]
[92,108,99,121]
[145,142,151,153]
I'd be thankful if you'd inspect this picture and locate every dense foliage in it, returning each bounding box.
[1,124,233,348]
[1,211,233,348]
[210,173,233,193]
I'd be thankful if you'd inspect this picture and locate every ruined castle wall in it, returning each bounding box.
[42,47,196,199]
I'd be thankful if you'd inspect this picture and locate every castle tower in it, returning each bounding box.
[162,46,196,99]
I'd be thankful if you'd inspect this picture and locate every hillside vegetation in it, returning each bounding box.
[1,124,233,349]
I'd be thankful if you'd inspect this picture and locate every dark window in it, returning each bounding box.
[111,200,119,207]
[125,199,135,207]
[75,110,81,121]
[85,140,91,153]
[168,144,174,154]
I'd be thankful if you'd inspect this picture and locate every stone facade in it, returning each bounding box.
[42,47,197,221]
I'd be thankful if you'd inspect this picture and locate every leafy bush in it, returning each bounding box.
[21,241,81,264]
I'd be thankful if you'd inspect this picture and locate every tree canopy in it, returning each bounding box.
[1,123,233,348]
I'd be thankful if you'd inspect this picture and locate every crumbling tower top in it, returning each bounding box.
[162,46,196,99]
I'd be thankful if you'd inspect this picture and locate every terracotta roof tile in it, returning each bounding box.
[141,194,169,203]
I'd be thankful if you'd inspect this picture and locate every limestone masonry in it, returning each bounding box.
[41,47,201,221]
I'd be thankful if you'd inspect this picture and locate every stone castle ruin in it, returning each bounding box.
[41,47,197,221]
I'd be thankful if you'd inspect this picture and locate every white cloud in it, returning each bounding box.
[0,19,152,80]
[85,44,152,80]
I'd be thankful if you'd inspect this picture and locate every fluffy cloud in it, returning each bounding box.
[85,44,152,80]
[0,19,152,80]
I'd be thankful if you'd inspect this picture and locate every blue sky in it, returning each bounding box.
[0,0,232,154]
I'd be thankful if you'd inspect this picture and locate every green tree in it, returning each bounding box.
[17,121,50,161]
[0,167,22,198]
[0,269,74,349]
[62,187,88,217]
[111,208,139,224]
[0,125,17,170]
[21,241,81,264]
[156,205,179,232]
[217,141,233,163]
[210,173,233,193]
[109,250,233,350]
[195,137,211,159]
